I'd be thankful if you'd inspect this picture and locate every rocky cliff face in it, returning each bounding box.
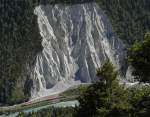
[32,2,126,98]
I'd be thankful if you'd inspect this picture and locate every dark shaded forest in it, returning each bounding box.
[97,0,150,45]
[0,0,43,105]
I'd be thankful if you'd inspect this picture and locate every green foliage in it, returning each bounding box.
[128,86,150,117]
[96,61,117,86]
[77,61,131,117]
[8,82,29,104]
[128,32,150,82]
[76,61,150,117]
[0,0,43,104]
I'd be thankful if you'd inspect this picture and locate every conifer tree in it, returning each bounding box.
[128,32,150,82]
[77,61,130,117]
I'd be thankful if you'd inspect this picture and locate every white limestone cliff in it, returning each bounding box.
[32,2,126,98]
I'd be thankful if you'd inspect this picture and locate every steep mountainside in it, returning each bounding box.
[31,3,125,98]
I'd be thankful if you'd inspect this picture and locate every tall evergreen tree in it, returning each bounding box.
[128,32,150,82]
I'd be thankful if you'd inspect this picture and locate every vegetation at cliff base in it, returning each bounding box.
[128,32,150,82]
[15,61,150,117]
[76,61,131,117]
[76,60,150,117]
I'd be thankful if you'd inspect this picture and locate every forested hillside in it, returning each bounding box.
[97,0,150,45]
[0,0,42,105]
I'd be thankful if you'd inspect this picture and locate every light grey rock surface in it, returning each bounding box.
[32,2,126,98]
